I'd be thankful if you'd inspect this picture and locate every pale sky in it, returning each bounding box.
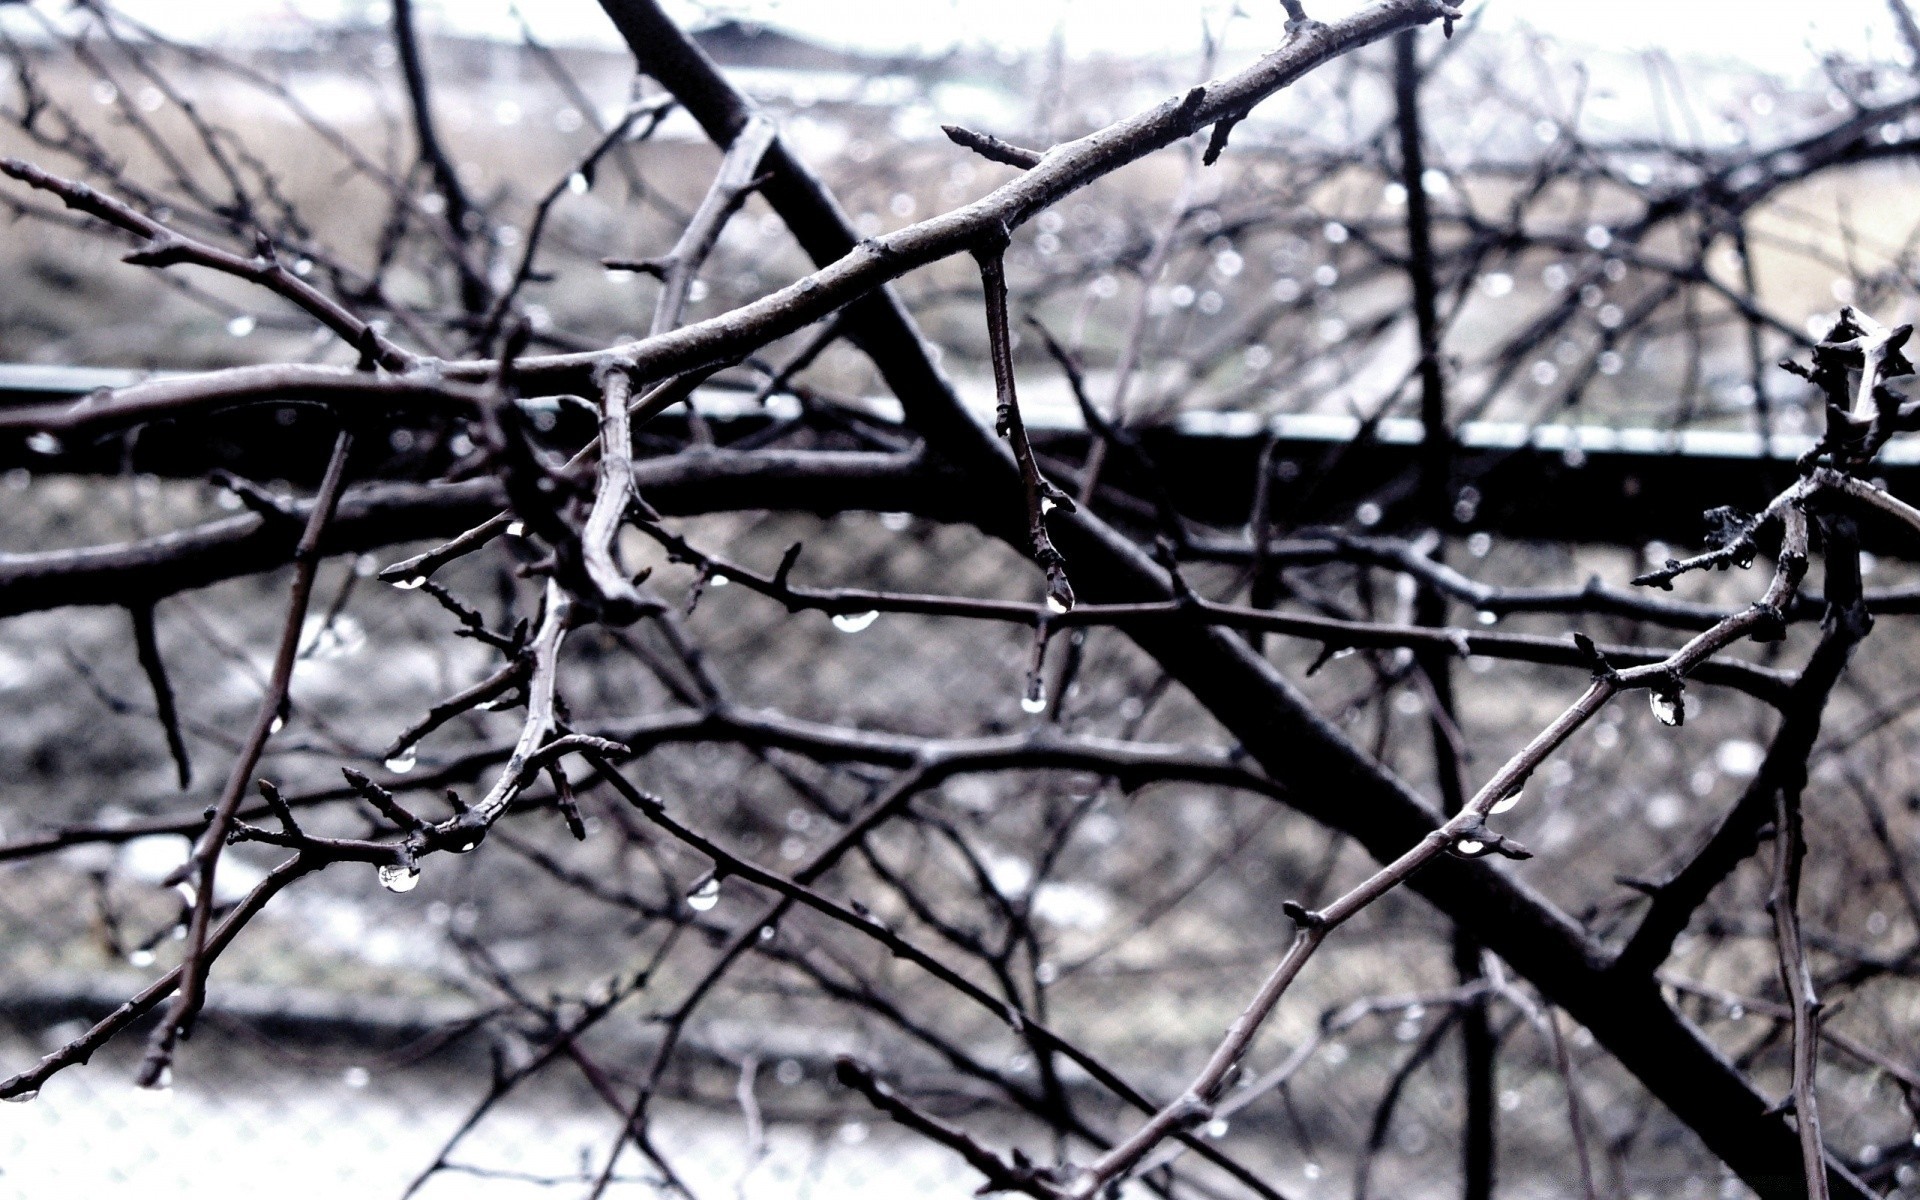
[95,0,1916,76]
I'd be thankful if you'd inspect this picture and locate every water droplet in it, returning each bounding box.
[832,611,879,633]
[1727,1004,1745,1022]
[506,520,526,537]
[451,839,480,854]
[1204,1118,1231,1139]
[377,862,420,893]
[709,573,729,587]
[389,575,426,590]
[1476,610,1497,625]
[1650,690,1684,727]
[384,745,417,774]
[1040,497,1057,515]
[26,431,61,456]
[567,172,589,195]
[1490,787,1522,815]
[269,715,285,734]
[687,877,721,911]
[758,924,776,942]
[1456,839,1486,855]
[174,882,198,907]
[1046,594,1071,615]
[3,1089,39,1103]
[128,948,156,968]
[1020,680,1048,714]
[226,315,256,338]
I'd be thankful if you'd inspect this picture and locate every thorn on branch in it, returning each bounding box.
[773,541,804,594]
[1570,632,1619,683]
[1282,899,1327,929]
[129,602,191,789]
[941,124,1043,169]
[975,247,1077,615]
[342,768,429,832]
[546,762,587,840]
[1449,817,1532,861]
[1203,110,1249,166]
[209,470,303,528]
[256,779,300,836]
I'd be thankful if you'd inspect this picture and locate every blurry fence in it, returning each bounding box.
[5,362,1920,553]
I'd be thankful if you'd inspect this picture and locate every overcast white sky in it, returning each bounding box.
[102,0,1913,75]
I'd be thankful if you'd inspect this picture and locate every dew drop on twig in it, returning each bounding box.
[687,877,721,911]
[389,575,426,591]
[384,745,417,774]
[1490,786,1521,815]
[1650,690,1684,727]
[377,862,420,893]
[831,611,879,633]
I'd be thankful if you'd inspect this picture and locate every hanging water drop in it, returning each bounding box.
[1204,1118,1231,1139]
[832,611,879,633]
[506,520,526,537]
[269,715,285,734]
[687,876,722,911]
[567,172,590,195]
[377,862,420,893]
[26,431,61,456]
[2,1089,38,1103]
[1021,678,1048,714]
[1476,610,1497,626]
[1456,839,1486,855]
[709,573,729,587]
[450,838,480,854]
[226,315,256,338]
[1040,497,1057,515]
[758,924,776,942]
[1490,786,1521,815]
[384,745,417,774]
[128,948,156,968]
[1650,689,1684,727]
[389,575,426,590]
[1046,594,1070,615]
